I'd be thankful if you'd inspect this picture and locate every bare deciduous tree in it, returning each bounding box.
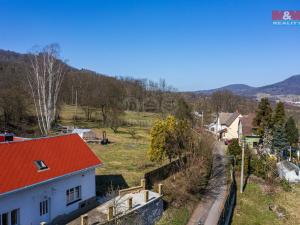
[27,44,65,135]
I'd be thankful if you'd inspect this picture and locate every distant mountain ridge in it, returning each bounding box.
[199,84,255,95]
[197,75,300,96]
[1,49,300,96]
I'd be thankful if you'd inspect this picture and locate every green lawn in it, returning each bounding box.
[59,105,164,188]
[232,178,300,225]
[156,206,191,225]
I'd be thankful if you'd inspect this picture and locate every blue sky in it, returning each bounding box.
[1,0,300,91]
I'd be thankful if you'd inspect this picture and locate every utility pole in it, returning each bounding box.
[75,89,78,121]
[240,139,245,193]
[71,85,74,105]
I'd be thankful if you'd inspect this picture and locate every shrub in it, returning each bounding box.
[280,179,291,192]
[250,154,277,180]
[228,139,241,159]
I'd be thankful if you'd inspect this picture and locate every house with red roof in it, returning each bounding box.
[0,134,102,225]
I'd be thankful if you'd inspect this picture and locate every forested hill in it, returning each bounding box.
[0,49,179,134]
[196,75,300,96]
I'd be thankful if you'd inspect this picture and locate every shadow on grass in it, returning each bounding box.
[96,174,129,196]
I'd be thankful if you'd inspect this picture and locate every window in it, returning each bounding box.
[34,160,48,171]
[0,209,19,225]
[66,186,81,205]
[40,200,49,216]
[1,213,8,225]
[11,209,19,225]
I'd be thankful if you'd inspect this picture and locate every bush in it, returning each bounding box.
[160,132,214,207]
[250,154,277,180]
[280,179,291,192]
[127,126,137,138]
[228,139,241,158]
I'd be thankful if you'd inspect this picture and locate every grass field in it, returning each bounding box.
[232,178,300,225]
[156,206,191,225]
[59,105,202,225]
[59,105,163,187]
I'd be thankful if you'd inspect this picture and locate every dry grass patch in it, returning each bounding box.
[59,105,165,189]
[232,176,300,225]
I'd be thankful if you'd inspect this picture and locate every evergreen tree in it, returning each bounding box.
[174,97,193,122]
[285,116,299,146]
[272,124,288,158]
[253,98,272,136]
[228,139,242,158]
[272,101,285,127]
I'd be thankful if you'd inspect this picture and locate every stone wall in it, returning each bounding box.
[144,157,186,189]
[217,180,237,225]
[101,197,164,225]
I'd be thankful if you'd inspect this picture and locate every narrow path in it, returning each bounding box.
[187,141,227,225]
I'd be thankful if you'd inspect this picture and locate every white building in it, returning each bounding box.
[208,112,242,140]
[0,134,102,225]
[72,128,92,139]
[72,129,98,142]
[277,160,300,183]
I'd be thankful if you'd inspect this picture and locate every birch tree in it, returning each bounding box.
[27,44,65,136]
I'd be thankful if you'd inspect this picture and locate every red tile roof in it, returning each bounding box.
[0,134,102,195]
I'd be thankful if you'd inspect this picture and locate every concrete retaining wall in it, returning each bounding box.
[101,197,163,225]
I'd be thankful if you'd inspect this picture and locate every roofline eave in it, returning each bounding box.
[0,163,102,198]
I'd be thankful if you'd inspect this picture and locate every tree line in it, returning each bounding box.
[188,90,257,124]
[0,45,183,135]
[253,98,299,159]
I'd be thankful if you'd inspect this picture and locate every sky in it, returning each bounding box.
[1,0,300,91]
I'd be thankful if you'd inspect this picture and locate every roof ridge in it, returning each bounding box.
[0,133,79,145]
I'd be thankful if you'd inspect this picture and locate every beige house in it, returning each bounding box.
[209,112,242,140]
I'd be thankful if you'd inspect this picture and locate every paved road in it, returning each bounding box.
[187,141,227,225]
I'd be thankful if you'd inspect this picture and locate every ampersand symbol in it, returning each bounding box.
[283,11,292,20]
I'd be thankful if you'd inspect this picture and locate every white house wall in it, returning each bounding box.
[0,169,96,225]
[224,117,241,140]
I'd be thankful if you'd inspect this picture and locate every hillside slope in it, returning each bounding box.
[197,75,300,96]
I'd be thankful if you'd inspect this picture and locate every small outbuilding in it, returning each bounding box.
[277,160,300,183]
[72,129,99,143]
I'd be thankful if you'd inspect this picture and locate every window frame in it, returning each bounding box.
[39,199,49,216]
[34,160,49,171]
[0,209,19,225]
[66,186,81,206]
[10,209,19,225]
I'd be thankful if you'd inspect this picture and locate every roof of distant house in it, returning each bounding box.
[240,113,257,136]
[219,112,240,126]
[0,134,102,195]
